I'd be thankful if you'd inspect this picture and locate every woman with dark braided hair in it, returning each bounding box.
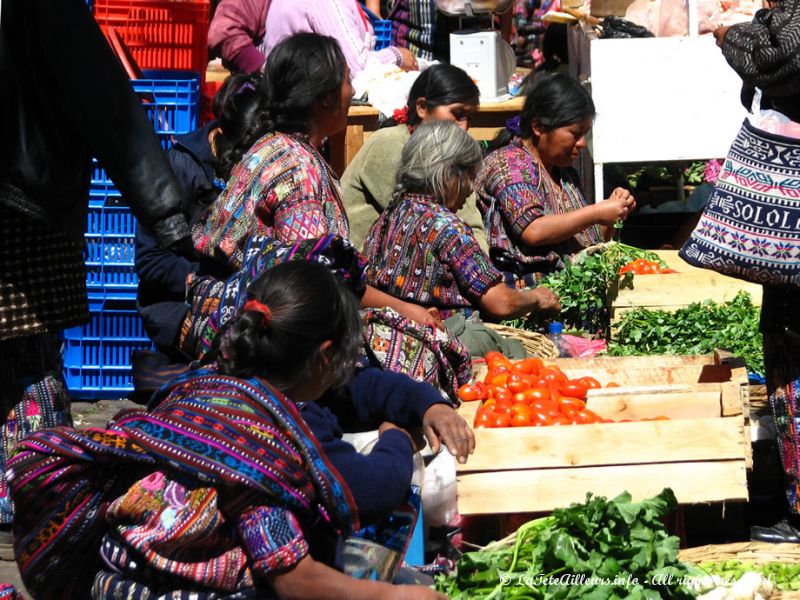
[194,32,439,328]
[475,73,636,288]
[8,261,447,600]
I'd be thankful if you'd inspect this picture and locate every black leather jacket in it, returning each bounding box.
[0,0,189,246]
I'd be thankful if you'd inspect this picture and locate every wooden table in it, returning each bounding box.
[329,96,525,176]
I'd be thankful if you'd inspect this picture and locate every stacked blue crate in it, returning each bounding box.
[63,70,199,399]
[364,8,392,51]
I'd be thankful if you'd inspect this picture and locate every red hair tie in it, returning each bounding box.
[393,106,409,124]
[243,299,272,327]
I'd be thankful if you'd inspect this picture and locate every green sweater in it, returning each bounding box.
[341,124,489,252]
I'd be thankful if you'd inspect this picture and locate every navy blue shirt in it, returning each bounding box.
[303,366,451,526]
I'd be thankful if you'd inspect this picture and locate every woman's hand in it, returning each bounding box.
[595,188,636,226]
[394,47,419,72]
[527,287,561,314]
[713,25,732,48]
[422,404,475,464]
[396,301,446,330]
[379,422,426,452]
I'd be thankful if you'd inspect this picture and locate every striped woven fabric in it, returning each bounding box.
[680,119,800,285]
[7,368,357,600]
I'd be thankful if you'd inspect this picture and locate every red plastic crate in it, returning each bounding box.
[94,0,210,74]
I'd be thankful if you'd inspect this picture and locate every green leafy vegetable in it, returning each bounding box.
[608,292,763,374]
[435,489,695,599]
[697,560,800,592]
[504,242,662,336]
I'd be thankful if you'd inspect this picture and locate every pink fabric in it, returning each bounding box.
[263,0,398,76]
[208,0,271,73]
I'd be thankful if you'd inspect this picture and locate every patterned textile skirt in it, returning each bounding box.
[762,286,800,514]
[0,197,87,340]
[0,334,72,523]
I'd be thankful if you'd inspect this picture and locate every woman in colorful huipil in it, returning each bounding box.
[194,33,438,327]
[475,73,636,287]
[8,261,446,600]
[363,121,560,333]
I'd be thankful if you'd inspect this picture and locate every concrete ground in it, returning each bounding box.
[0,398,140,598]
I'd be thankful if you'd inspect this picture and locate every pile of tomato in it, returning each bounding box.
[458,352,668,429]
[618,259,676,275]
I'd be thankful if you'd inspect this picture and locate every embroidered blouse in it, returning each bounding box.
[194,132,350,270]
[363,194,502,318]
[474,138,602,275]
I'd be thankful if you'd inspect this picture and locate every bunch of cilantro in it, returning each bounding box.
[435,489,695,599]
[608,292,764,375]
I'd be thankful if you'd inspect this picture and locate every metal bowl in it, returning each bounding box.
[435,0,514,16]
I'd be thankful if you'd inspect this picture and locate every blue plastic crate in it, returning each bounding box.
[85,191,139,293]
[62,295,153,399]
[92,70,199,194]
[372,19,392,51]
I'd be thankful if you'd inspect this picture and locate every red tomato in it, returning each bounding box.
[510,402,531,427]
[513,357,544,376]
[484,351,506,364]
[550,416,571,425]
[494,403,513,417]
[523,387,551,404]
[653,415,670,420]
[493,387,512,403]
[579,376,602,390]
[560,379,589,399]
[458,382,489,402]
[580,409,603,424]
[474,409,493,428]
[507,373,529,394]
[511,412,530,427]
[492,412,511,428]
[606,381,621,388]
[558,396,586,417]
[529,409,551,426]
[539,368,568,388]
[490,373,510,387]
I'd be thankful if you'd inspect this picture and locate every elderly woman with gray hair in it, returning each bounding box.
[363,121,560,355]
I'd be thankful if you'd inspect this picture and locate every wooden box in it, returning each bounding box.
[610,250,763,323]
[456,354,750,515]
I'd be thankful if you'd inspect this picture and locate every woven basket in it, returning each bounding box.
[483,323,559,359]
[679,542,800,564]
[679,542,800,599]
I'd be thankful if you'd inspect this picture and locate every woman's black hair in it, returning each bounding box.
[216,261,362,392]
[482,72,595,155]
[519,72,595,138]
[213,71,264,179]
[221,33,348,175]
[382,63,480,128]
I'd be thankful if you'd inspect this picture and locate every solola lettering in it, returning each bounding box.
[731,200,800,231]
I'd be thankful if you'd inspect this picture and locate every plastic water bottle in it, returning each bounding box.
[547,321,576,358]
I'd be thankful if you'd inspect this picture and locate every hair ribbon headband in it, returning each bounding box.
[243,299,272,326]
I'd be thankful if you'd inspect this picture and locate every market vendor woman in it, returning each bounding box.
[363,121,560,329]
[474,73,636,287]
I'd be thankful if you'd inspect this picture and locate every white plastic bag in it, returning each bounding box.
[748,88,800,140]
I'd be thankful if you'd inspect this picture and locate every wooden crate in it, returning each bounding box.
[610,250,762,323]
[457,353,750,515]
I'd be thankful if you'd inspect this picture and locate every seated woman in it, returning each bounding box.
[194,32,436,327]
[9,261,447,600]
[341,63,487,251]
[363,121,560,337]
[136,72,262,360]
[475,73,636,287]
